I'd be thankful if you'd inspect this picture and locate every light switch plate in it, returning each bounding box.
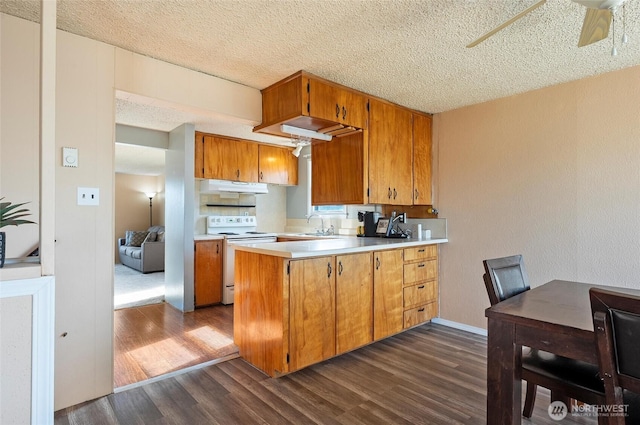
[63,147,78,167]
[77,187,99,206]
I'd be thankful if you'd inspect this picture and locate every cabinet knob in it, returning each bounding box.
[260,171,263,180]
[336,104,340,118]
[393,188,397,199]
[338,261,343,276]
[236,169,240,178]
[415,189,419,200]
[418,285,425,289]
[375,257,381,270]
[418,307,425,312]
[417,263,425,268]
[388,187,392,199]
[327,262,332,278]
[342,106,347,120]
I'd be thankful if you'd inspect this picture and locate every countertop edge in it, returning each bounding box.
[234,238,448,258]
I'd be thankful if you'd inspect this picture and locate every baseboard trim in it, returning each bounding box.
[114,352,240,393]
[431,317,488,337]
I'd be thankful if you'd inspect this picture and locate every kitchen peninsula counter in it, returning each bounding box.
[233,236,448,258]
[234,236,446,377]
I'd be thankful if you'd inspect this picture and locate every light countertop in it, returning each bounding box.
[194,234,224,241]
[233,236,448,259]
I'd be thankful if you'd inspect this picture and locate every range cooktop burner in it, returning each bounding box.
[217,232,239,235]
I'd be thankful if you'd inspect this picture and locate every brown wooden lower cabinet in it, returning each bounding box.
[194,240,222,307]
[234,244,439,377]
[289,257,336,371]
[336,252,373,354]
[373,249,404,340]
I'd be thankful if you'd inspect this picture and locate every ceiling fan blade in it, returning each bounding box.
[467,0,547,48]
[578,8,612,47]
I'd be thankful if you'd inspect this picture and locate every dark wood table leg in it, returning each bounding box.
[487,317,521,425]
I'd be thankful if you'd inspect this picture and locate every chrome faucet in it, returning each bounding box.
[306,213,325,234]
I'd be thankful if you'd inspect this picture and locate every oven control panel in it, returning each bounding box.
[207,216,256,228]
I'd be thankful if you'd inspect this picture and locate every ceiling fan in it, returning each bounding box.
[467,0,629,48]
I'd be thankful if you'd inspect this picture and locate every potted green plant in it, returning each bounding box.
[0,198,35,268]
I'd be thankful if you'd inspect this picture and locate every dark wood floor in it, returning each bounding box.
[59,323,597,424]
[114,302,237,387]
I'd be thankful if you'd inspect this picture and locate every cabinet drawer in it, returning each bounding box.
[404,245,437,262]
[403,281,437,308]
[403,259,437,285]
[403,302,437,328]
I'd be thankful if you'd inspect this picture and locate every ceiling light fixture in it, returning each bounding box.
[291,137,311,157]
[292,144,304,157]
[280,124,332,142]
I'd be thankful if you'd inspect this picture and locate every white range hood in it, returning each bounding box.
[200,179,268,194]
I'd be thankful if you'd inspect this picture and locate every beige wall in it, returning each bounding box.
[0,14,40,259]
[115,173,165,263]
[435,65,640,329]
[0,295,32,425]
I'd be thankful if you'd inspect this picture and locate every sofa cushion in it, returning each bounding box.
[144,232,157,243]
[129,249,142,259]
[156,230,165,242]
[125,231,149,247]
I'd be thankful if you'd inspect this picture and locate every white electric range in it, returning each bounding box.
[206,215,277,304]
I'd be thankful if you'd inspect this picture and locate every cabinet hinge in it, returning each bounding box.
[307,102,310,114]
[286,353,290,363]
[307,82,310,93]
[287,263,290,275]
[366,101,370,112]
[367,188,370,197]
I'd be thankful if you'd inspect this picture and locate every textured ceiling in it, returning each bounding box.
[3,0,640,174]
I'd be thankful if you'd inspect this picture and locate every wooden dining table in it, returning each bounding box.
[485,279,640,424]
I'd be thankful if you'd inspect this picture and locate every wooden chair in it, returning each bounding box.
[484,255,605,420]
[590,288,640,425]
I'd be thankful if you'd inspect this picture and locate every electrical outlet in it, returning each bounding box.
[77,187,99,206]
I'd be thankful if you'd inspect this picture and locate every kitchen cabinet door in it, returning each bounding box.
[194,240,222,307]
[203,135,258,182]
[308,78,367,130]
[373,249,404,340]
[289,257,336,372]
[311,132,367,205]
[195,131,205,178]
[258,144,298,185]
[368,99,413,205]
[335,252,373,354]
[413,113,432,205]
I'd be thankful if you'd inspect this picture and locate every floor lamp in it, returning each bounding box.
[145,192,156,227]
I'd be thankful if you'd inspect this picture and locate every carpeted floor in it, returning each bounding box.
[114,264,165,310]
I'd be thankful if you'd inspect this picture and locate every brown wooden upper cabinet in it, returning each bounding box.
[368,99,413,206]
[308,78,368,131]
[195,132,298,185]
[254,71,367,139]
[203,134,258,182]
[258,144,298,186]
[311,132,367,205]
[412,113,432,205]
[255,71,433,206]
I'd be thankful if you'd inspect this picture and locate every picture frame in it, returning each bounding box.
[376,218,390,236]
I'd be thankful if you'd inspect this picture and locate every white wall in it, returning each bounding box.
[0,14,40,259]
[53,29,115,410]
[165,124,196,312]
[2,12,266,411]
[0,295,32,425]
[435,65,640,329]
